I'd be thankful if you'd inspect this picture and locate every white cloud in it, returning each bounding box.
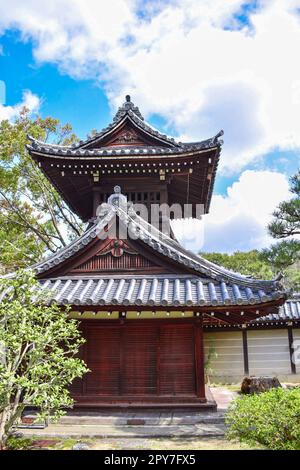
[1,1,300,171]
[172,170,291,252]
[0,90,40,121]
[1,1,299,253]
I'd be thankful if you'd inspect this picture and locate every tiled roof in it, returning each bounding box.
[26,96,224,157]
[255,295,300,323]
[37,274,284,308]
[26,133,222,158]
[31,198,284,294]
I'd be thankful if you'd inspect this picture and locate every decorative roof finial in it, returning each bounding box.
[112,95,144,122]
[108,185,127,209]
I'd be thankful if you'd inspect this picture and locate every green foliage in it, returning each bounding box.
[0,270,88,449]
[261,239,300,270]
[0,108,83,274]
[268,171,300,239]
[6,436,35,450]
[201,247,300,290]
[201,250,273,280]
[226,388,300,450]
[263,170,300,288]
[261,240,300,290]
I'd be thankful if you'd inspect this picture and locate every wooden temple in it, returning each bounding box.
[26,95,287,408]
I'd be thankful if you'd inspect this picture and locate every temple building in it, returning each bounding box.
[26,96,289,408]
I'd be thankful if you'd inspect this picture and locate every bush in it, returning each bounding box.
[225,388,300,450]
[6,436,35,450]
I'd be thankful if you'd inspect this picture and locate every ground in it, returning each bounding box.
[6,385,280,450]
[12,436,261,451]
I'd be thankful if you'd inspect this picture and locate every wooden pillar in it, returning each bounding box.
[156,326,161,395]
[287,326,296,374]
[159,185,169,234]
[194,318,206,401]
[242,330,249,375]
[93,188,101,217]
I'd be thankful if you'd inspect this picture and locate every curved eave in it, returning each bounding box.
[31,162,85,221]
[204,295,299,327]
[27,144,220,160]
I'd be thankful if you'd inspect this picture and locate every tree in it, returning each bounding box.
[262,170,300,288]
[260,239,300,271]
[0,270,88,449]
[260,240,300,290]
[201,249,300,290]
[200,250,274,280]
[268,171,300,239]
[0,108,84,274]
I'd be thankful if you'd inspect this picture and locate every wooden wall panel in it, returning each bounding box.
[72,321,202,402]
[122,326,158,395]
[159,325,196,395]
[73,253,154,272]
[85,327,121,395]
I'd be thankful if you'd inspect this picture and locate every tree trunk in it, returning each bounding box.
[0,409,9,450]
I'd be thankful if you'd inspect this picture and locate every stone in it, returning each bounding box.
[241,376,282,394]
[126,419,145,426]
[11,432,24,439]
[72,442,90,450]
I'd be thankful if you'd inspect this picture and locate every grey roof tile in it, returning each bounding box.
[254,294,300,323]
[30,201,285,295]
[26,96,223,157]
[37,275,285,309]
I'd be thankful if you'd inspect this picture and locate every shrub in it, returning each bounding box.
[6,436,35,450]
[225,387,300,450]
[0,270,88,449]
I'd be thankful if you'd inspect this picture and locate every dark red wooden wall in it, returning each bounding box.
[71,319,206,405]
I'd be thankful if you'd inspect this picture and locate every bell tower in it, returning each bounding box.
[28,95,223,225]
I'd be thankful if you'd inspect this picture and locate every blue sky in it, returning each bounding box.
[0,0,299,253]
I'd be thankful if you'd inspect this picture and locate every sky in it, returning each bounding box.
[0,0,299,253]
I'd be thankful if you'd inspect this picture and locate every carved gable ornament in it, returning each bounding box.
[113,129,140,145]
[97,239,138,258]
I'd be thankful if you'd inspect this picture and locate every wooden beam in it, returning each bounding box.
[287,327,297,374]
[242,330,249,375]
[194,318,206,400]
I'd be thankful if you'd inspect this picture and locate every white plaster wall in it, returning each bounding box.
[247,329,291,376]
[204,331,244,381]
[204,328,300,384]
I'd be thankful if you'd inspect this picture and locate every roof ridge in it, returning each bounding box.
[21,193,285,294]
[27,97,224,152]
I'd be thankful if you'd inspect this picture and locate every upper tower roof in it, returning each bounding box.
[27,96,223,222]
